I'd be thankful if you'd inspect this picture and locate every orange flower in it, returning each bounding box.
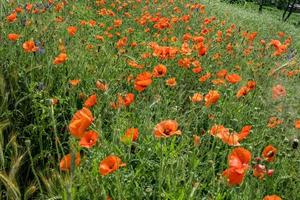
[134,72,152,92]
[84,94,97,108]
[120,128,139,143]
[69,79,80,86]
[166,78,176,87]
[6,12,17,23]
[246,80,256,90]
[222,147,251,185]
[236,125,252,141]
[295,120,300,129]
[193,135,200,146]
[210,125,251,146]
[263,195,282,200]
[216,69,227,78]
[96,81,108,91]
[123,93,135,107]
[116,37,127,49]
[267,117,282,128]
[114,19,122,27]
[191,93,203,103]
[272,84,286,99]
[53,53,67,64]
[199,72,211,83]
[253,164,267,180]
[23,40,38,53]
[95,35,104,42]
[211,79,225,86]
[262,145,277,162]
[178,57,191,68]
[226,74,241,84]
[99,155,126,176]
[127,60,144,69]
[67,26,77,36]
[15,7,23,13]
[204,90,220,107]
[59,153,81,171]
[192,67,202,74]
[79,130,98,148]
[153,120,181,138]
[236,86,250,98]
[7,33,20,41]
[69,107,94,138]
[153,64,167,78]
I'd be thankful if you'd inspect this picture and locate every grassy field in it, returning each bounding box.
[231,1,300,27]
[1,0,300,199]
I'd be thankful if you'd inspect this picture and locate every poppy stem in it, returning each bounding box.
[67,147,75,200]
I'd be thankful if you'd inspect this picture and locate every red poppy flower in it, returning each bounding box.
[199,72,211,83]
[67,26,77,36]
[193,135,200,146]
[99,155,126,176]
[120,128,139,143]
[23,40,38,52]
[191,93,203,103]
[154,120,181,138]
[210,125,251,146]
[263,195,282,200]
[124,93,135,107]
[53,53,67,64]
[153,64,167,78]
[116,37,127,49]
[8,33,20,41]
[79,130,98,148]
[267,117,283,128]
[246,80,256,90]
[272,84,286,99]
[127,60,144,69]
[6,12,17,23]
[226,74,241,84]
[236,125,252,141]
[216,69,227,78]
[262,145,277,162]
[69,79,80,86]
[295,120,300,129]
[96,81,108,91]
[253,164,267,180]
[222,147,251,185]
[236,86,250,98]
[204,90,220,107]
[84,94,97,108]
[59,153,81,171]
[134,72,152,92]
[69,107,94,138]
[166,78,176,87]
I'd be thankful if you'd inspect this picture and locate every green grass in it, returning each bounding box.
[1,0,300,199]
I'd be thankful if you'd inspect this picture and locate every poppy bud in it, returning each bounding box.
[267,169,274,177]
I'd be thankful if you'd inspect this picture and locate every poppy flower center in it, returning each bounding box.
[163,128,172,135]
[108,162,116,170]
[267,151,274,157]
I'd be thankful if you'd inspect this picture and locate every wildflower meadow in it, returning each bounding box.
[1,0,300,199]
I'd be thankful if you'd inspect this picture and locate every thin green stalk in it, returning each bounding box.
[25,140,43,195]
[50,104,65,161]
[158,140,164,200]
